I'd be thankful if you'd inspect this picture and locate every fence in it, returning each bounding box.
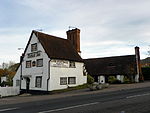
[0,87,20,97]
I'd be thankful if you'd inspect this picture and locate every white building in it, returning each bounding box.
[13,28,87,93]
[1,76,7,83]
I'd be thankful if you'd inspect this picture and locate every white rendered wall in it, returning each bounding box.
[1,76,7,83]
[135,74,139,82]
[116,75,124,83]
[0,87,20,97]
[98,76,105,84]
[49,61,87,91]
[13,33,50,91]
[13,66,21,87]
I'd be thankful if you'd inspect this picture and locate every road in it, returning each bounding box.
[0,87,150,113]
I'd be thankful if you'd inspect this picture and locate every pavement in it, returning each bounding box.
[0,81,150,105]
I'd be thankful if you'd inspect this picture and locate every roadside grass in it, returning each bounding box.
[51,84,88,94]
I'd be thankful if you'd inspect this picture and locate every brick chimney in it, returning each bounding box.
[135,46,143,82]
[66,28,81,54]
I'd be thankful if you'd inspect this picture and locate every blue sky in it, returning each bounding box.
[0,0,150,64]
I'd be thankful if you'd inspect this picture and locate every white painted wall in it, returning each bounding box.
[135,74,139,82]
[13,33,50,91]
[117,75,124,83]
[98,76,105,84]
[0,87,20,97]
[13,66,21,87]
[49,61,87,91]
[1,76,7,83]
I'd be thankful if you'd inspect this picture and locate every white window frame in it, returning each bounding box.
[16,80,20,86]
[60,77,67,85]
[31,43,37,52]
[69,61,75,68]
[35,76,42,88]
[26,61,31,68]
[37,59,43,67]
[68,77,76,84]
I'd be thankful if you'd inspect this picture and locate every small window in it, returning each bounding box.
[32,61,36,67]
[69,61,75,68]
[60,77,67,85]
[16,80,20,86]
[26,61,31,68]
[35,76,42,88]
[68,77,76,84]
[37,59,43,67]
[31,43,37,52]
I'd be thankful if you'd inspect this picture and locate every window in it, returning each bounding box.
[69,61,75,68]
[16,80,20,86]
[32,61,36,67]
[26,61,31,68]
[35,76,42,88]
[31,43,37,52]
[37,59,43,67]
[68,77,76,84]
[60,77,67,85]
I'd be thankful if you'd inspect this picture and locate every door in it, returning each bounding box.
[26,77,30,93]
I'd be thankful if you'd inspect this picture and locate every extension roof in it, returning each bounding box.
[141,57,150,64]
[84,55,137,76]
[23,30,83,62]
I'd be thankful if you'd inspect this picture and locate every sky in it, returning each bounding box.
[0,0,150,64]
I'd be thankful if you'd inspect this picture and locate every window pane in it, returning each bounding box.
[35,76,42,88]
[32,61,36,67]
[68,77,76,84]
[37,59,43,67]
[60,77,67,85]
[69,61,75,68]
[26,61,31,68]
[16,80,20,86]
[31,43,37,52]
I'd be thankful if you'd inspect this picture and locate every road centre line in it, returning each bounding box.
[126,93,150,99]
[38,102,99,113]
[0,107,18,112]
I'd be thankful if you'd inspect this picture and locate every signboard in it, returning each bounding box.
[27,51,41,58]
[51,60,69,68]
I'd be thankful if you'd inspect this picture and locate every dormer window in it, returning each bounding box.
[31,43,37,52]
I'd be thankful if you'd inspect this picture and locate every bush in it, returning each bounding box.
[108,76,121,84]
[0,80,13,87]
[87,75,94,84]
[88,83,109,91]
[123,76,131,84]
[52,84,88,94]
[142,67,150,80]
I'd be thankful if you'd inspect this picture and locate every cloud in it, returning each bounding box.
[0,0,150,64]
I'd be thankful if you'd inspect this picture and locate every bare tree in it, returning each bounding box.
[1,61,16,69]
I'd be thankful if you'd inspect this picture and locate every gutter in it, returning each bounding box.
[20,55,23,90]
[47,60,51,91]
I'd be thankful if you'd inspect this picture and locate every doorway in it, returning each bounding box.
[26,77,30,93]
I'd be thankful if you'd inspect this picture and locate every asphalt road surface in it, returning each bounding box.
[0,87,150,113]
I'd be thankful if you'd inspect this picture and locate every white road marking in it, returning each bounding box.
[38,102,99,113]
[126,93,150,99]
[0,107,18,112]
